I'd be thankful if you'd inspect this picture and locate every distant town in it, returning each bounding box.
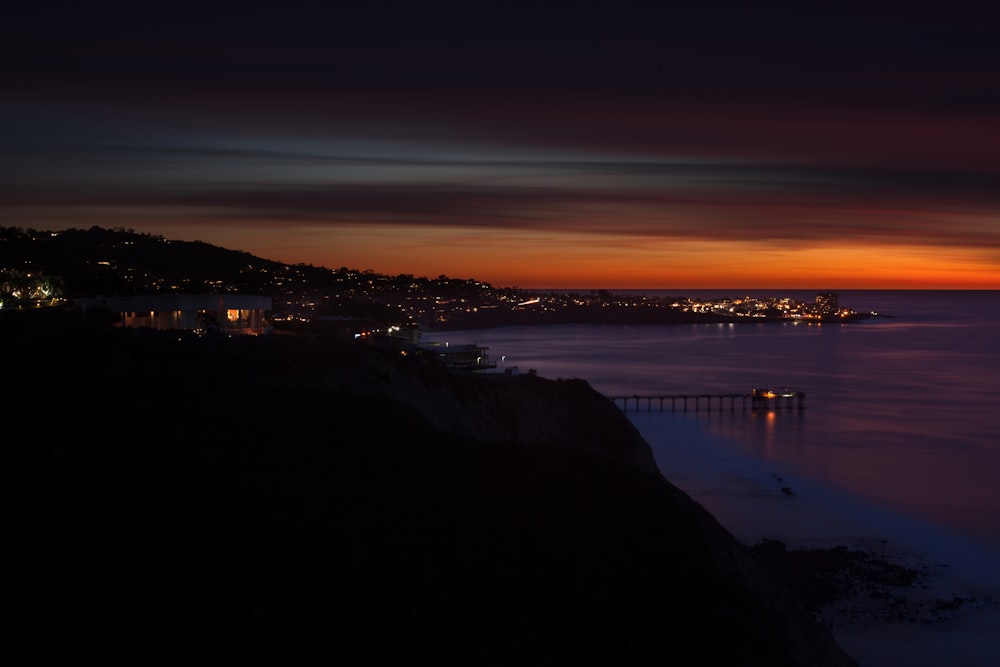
[1,226,878,335]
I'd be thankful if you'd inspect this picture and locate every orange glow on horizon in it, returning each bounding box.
[258,228,1000,290]
[113,222,1000,291]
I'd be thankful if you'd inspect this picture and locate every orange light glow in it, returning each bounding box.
[222,224,1000,290]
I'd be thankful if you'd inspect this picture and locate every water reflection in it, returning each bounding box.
[421,294,1000,550]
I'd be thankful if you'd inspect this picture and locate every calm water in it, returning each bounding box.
[422,291,1000,552]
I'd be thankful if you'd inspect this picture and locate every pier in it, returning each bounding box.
[608,388,805,412]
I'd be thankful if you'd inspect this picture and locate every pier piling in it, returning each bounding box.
[609,389,805,413]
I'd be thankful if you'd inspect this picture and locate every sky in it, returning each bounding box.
[3,2,1000,289]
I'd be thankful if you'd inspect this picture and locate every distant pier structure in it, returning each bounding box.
[609,387,805,412]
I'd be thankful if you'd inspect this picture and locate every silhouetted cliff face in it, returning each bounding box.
[5,311,856,666]
[302,345,660,475]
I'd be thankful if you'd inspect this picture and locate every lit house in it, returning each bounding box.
[75,293,272,335]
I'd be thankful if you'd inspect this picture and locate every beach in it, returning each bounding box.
[630,410,1000,666]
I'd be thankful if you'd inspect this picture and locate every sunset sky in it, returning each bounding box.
[4,2,1000,289]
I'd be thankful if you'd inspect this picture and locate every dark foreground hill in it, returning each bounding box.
[4,309,856,666]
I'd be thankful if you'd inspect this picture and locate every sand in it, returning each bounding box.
[629,411,1000,667]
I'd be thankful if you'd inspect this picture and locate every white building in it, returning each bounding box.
[75,293,272,335]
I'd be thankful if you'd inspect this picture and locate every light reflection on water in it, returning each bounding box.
[422,291,1000,550]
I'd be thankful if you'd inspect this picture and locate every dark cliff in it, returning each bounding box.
[5,309,856,665]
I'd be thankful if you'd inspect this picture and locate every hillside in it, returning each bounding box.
[0,225,510,325]
[1,225,305,297]
[4,308,856,665]
[2,227,874,330]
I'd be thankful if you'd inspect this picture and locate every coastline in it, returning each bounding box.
[629,411,1000,666]
[424,308,878,332]
[6,313,857,665]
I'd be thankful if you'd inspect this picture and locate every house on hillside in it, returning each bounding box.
[75,293,272,335]
[416,341,497,372]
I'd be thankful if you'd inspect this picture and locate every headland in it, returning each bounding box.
[4,308,857,665]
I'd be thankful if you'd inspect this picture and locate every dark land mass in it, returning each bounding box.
[1,225,291,299]
[427,305,876,332]
[428,304,736,330]
[2,226,877,330]
[5,308,857,665]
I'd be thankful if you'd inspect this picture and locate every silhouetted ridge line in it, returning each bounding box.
[4,311,857,665]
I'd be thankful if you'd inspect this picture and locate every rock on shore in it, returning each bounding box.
[5,310,856,665]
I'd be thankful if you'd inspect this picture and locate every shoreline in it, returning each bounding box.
[421,310,879,333]
[628,411,1000,666]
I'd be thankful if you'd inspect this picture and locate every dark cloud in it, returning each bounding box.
[5,155,996,248]
[3,2,1000,284]
[7,2,1000,112]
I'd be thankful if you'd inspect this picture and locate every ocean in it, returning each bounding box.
[421,290,1000,552]
[424,290,1000,663]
